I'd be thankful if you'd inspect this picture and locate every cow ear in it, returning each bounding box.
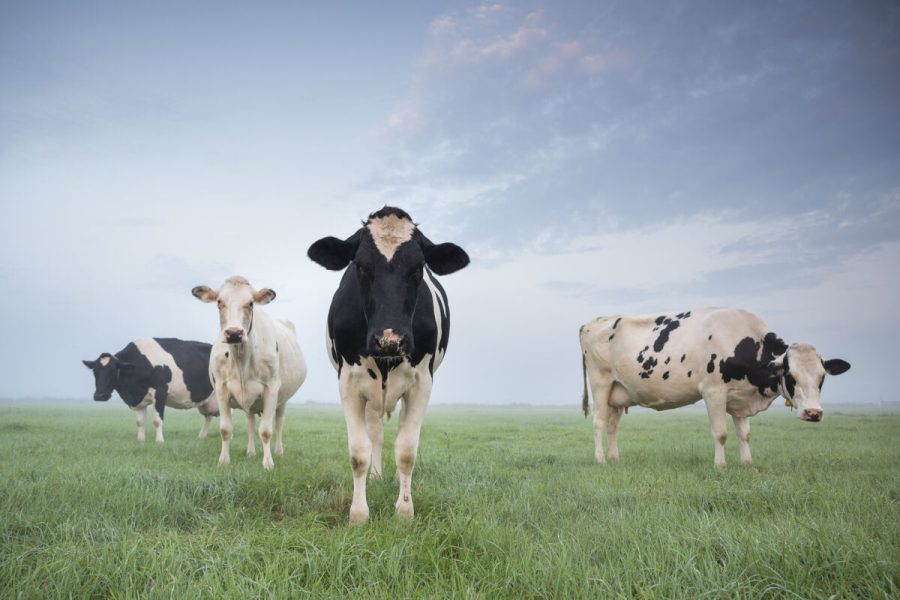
[253,288,276,305]
[824,359,850,376]
[82,359,95,369]
[192,285,218,303]
[424,242,470,275]
[308,235,358,270]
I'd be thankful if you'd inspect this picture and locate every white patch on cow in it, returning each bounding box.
[99,356,111,366]
[423,269,446,371]
[367,214,415,261]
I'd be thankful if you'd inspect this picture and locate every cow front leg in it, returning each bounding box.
[134,405,147,443]
[733,415,752,466]
[245,412,256,457]
[153,387,167,443]
[217,385,233,465]
[274,403,286,457]
[703,390,728,469]
[394,375,432,520]
[588,374,613,463]
[366,401,384,479]
[259,383,280,470]
[342,379,371,524]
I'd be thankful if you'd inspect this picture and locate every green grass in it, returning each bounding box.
[1,404,897,598]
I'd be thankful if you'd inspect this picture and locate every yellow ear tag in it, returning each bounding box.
[785,398,793,408]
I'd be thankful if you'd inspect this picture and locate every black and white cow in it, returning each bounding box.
[82,338,219,442]
[580,308,850,468]
[308,206,469,523]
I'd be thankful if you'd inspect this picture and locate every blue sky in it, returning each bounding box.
[1,1,898,407]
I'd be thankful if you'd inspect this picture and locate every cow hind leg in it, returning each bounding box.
[245,412,257,457]
[733,416,752,466]
[606,406,624,461]
[365,402,385,479]
[703,389,728,469]
[274,403,286,457]
[198,414,211,439]
[587,372,614,464]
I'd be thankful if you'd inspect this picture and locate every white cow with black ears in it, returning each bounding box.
[580,307,850,469]
[192,276,307,470]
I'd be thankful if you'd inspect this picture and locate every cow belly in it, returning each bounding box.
[612,378,702,411]
[165,392,197,410]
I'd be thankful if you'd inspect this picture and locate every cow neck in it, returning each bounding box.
[779,354,795,409]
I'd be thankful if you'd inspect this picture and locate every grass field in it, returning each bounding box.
[1,403,897,598]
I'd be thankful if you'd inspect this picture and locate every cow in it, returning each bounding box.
[307,206,469,523]
[192,276,307,470]
[579,307,850,468]
[82,338,219,442]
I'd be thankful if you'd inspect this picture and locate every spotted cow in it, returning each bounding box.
[82,338,219,442]
[308,206,469,523]
[580,308,850,468]
[192,276,307,470]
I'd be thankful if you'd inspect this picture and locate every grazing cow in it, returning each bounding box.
[308,206,469,523]
[580,308,850,468]
[82,338,219,442]
[192,276,307,470]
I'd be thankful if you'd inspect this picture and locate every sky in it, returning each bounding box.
[1,1,898,408]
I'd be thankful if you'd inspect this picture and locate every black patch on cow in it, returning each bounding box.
[708,335,713,340]
[367,369,377,380]
[608,334,615,341]
[224,351,229,358]
[612,318,621,329]
[687,370,692,378]
[664,357,671,365]
[655,316,666,325]
[154,338,214,404]
[783,355,796,398]
[276,342,279,353]
[675,311,691,320]
[639,356,658,378]
[653,319,681,352]
[680,354,686,362]
[662,371,670,380]
[112,343,169,409]
[707,354,717,373]
[718,332,789,395]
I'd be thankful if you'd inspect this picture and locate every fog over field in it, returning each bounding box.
[1,1,898,407]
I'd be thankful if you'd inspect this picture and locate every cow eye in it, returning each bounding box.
[247,302,253,310]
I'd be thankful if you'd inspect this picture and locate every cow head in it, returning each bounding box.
[82,353,132,401]
[307,206,469,361]
[775,343,850,422]
[191,276,276,345]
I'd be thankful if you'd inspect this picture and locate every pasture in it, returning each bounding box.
[1,403,897,598]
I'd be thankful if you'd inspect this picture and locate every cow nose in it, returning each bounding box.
[225,327,244,343]
[803,408,822,422]
[374,330,405,355]
[93,393,110,401]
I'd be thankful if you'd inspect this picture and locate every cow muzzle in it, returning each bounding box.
[224,327,245,344]
[94,392,111,401]
[372,329,409,358]
[801,408,823,422]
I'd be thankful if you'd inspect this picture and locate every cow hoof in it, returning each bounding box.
[608,453,619,461]
[262,457,274,470]
[595,455,606,465]
[275,445,284,457]
[395,501,414,520]
[246,448,256,457]
[218,455,230,466]
[715,462,727,470]
[349,505,369,524]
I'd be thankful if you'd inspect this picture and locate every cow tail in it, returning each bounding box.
[582,352,590,418]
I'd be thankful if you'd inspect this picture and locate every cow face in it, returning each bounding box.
[82,354,132,401]
[308,206,469,360]
[777,343,850,422]
[192,276,276,345]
